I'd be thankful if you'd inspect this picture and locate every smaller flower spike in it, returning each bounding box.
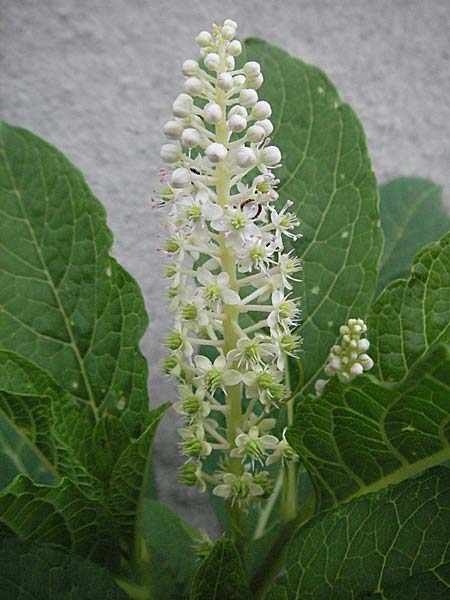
[315,318,374,395]
[156,18,301,508]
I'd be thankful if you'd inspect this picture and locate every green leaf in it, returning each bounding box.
[286,343,450,509]
[0,475,118,567]
[0,351,102,493]
[266,584,289,600]
[285,467,450,599]
[0,121,149,432]
[141,499,199,599]
[109,404,168,552]
[190,538,251,600]
[377,177,450,295]
[369,232,450,383]
[0,409,56,488]
[0,537,129,599]
[241,38,383,393]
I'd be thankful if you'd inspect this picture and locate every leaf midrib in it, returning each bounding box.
[0,135,98,420]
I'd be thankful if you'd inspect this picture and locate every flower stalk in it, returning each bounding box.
[156,18,302,549]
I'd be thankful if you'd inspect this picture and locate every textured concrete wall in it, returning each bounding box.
[1,0,449,534]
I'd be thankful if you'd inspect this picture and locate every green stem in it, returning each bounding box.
[252,491,316,599]
[280,369,298,523]
[215,63,244,552]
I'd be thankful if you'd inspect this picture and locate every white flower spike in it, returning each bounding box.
[156,19,301,507]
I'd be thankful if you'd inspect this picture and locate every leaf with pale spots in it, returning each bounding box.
[0,121,149,433]
[241,38,383,395]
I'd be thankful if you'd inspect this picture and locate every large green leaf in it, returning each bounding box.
[0,537,129,600]
[141,499,199,599]
[377,177,450,295]
[287,343,450,510]
[190,538,251,600]
[109,403,168,552]
[369,232,450,383]
[241,38,383,393]
[0,121,149,432]
[285,467,450,599]
[0,475,118,567]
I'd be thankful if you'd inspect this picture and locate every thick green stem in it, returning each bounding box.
[215,73,244,551]
[280,370,298,523]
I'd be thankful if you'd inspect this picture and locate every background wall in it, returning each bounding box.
[1,0,449,534]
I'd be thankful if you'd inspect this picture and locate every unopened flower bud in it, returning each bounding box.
[205,143,227,163]
[163,120,183,139]
[204,102,222,124]
[236,147,257,168]
[218,72,234,91]
[247,73,264,89]
[196,31,212,47]
[182,59,199,76]
[185,77,204,96]
[239,89,258,107]
[160,144,181,164]
[225,55,235,70]
[221,25,235,40]
[223,19,238,30]
[171,167,191,188]
[172,93,193,118]
[252,101,272,120]
[247,125,265,143]
[181,128,201,148]
[229,105,247,118]
[261,146,281,166]
[228,40,242,56]
[233,74,246,87]
[204,52,221,72]
[228,114,247,132]
[244,61,261,78]
[255,119,274,136]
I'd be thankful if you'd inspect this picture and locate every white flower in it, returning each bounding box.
[237,233,278,273]
[267,290,301,332]
[242,365,287,410]
[211,205,260,250]
[230,426,278,463]
[193,354,241,392]
[270,201,300,245]
[213,471,264,505]
[266,428,299,465]
[227,334,275,369]
[173,386,211,421]
[175,190,222,238]
[178,424,212,458]
[197,268,241,307]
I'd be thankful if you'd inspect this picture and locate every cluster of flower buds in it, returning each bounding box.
[315,318,374,395]
[155,19,301,507]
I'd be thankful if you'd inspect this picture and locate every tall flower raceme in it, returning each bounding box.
[154,19,302,512]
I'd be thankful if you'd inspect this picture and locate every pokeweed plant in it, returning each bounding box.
[0,17,449,600]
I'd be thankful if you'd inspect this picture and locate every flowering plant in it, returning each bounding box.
[0,18,449,600]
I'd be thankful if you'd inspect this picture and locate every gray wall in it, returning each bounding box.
[1,0,449,534]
